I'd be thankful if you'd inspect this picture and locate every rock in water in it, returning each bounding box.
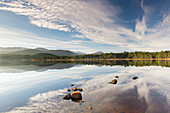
[78,88,83,91]
[115,75,119,78]
[71,91,82,101]
[108,79,117,84]
[63,93,71,100]
[132,76,138,80]
[74,100,84,103]
[70,84,74,86]
[66,88,70,92]
[72,87,77,91]
[88,106,92,110]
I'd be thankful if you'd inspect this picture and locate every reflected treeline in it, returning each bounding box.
[0,60,70,66]
[73,60,170,67]
[0,60,77,73]
[1,60,170,67]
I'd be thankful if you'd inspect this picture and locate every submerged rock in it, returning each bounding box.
[115,75,119,78]
[78,87,83,91]
[71,91,82,101]
[88,106,92,110]
[73,100,84,103]
[63,93,71,100]
[72,87,77,91]
[70,84,74,86]
[66,88,70,92]
[132,76,138,80]
[109,79,117,84]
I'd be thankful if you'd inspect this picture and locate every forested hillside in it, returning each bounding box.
[71,51,170,59]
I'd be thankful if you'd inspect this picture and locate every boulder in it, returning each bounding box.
[66,88,70,92]
[88,106,92,110]
[132,76,138,80]
[108,79,117,84]
[71,91,82,101]
[72,87,77,91]
[63,93,71,100]
[115,75,119,78]
[73,100,84,103]
[70,84,74,86]
[78,87,83,91]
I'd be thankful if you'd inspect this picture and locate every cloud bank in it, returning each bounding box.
[0,0,169,51]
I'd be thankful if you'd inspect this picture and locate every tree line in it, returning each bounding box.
[35,51,170,60]
[0,51,169,61]
[71,51,170,59]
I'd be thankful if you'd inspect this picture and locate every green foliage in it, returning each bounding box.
[0,51,169,61]
[72,60,170,67]
[70,51,170,59]
[0,59,170,67]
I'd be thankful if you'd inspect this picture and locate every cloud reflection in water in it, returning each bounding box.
[3,66,170,113]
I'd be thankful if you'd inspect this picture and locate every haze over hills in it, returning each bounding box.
[92,51,104,55]
[10,49,78,56]
[0,47,26,54]
[0,47,87,56]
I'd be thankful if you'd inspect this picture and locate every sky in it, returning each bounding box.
[0,0,169,53]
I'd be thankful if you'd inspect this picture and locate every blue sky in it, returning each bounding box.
[0,0,169,53]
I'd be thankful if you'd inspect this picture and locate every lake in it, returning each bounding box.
[0,61,170,113]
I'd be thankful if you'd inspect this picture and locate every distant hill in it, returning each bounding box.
[74,51,86,55]
[92,51,104,55]
[0,47,79,56]
[10,49,45,55]
[35,48,48,51]
[0,47,26,54]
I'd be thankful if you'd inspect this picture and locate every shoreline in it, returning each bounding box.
[31,58,170,61]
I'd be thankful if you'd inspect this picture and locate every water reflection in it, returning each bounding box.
[0,60,170,73]
[0,63,77,73]
[0,62,169,112]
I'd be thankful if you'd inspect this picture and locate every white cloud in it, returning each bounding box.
[72,34,85,39]
[0,26,93,52]
[0,0,169,51]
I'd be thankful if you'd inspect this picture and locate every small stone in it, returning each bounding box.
[78,88,83,91]
[72,87,77,91]
[63,93,71,100]
[88,106,92,110]
[115,75,119,78]
[66,88,70,92]
[132,76,138,80]
[108,79,117,84]
[70,84,74,86]
[71,91,82,101]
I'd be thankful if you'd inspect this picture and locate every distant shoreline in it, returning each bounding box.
[31,58,170,61]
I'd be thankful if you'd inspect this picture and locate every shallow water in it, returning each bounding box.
[0,62,170,113]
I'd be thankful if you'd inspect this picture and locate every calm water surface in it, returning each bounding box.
[0,62,170,113]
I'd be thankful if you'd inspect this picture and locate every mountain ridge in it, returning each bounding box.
[92,51,104,55]
[0,47,80,56]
